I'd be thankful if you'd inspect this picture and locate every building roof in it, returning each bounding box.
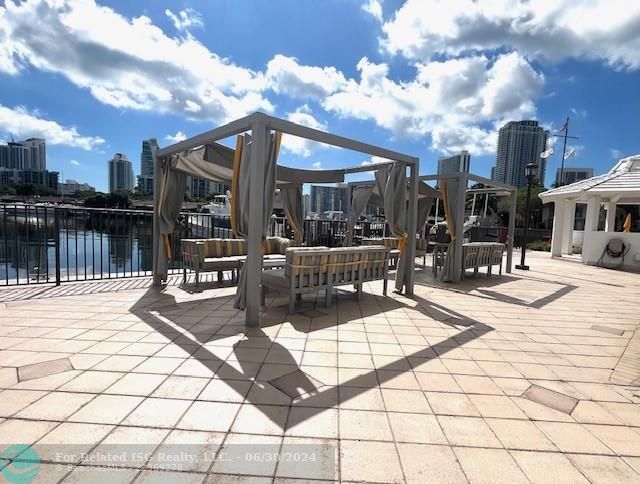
[540,154,640,203]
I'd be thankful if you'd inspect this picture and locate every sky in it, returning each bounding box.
[0,0,639,192]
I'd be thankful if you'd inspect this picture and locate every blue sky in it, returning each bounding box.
[1,0,639,192]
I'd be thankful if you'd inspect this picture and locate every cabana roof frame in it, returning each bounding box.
[153,112,419,327]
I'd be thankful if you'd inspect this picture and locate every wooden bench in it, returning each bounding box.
[261,246,390,313]
[181,236,297,285]
[462,242,505,278]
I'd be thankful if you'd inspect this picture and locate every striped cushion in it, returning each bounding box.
[225,238,247,256]
[202,238,224,258]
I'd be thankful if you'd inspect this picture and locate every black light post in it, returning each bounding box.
[516,162,538,270]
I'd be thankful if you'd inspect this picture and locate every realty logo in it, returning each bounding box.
[0,444,40,484]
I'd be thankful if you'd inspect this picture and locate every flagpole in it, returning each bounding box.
[553,117,579,186]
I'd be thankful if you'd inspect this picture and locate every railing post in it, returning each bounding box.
[54,207,61,286]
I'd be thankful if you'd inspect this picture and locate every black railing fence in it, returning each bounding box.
[0,204,391,286]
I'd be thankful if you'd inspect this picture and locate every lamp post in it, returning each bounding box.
[516,162,538,270]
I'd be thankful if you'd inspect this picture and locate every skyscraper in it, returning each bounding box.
[137,138,158,195]
[108,153,134,193]
[310,184,349,215]
[493,120,549,188]
[19,138,46,170]
[555,167,593,186]
[437,151,470,176]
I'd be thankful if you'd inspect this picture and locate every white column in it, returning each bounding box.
[581,196,601,261]
[551,200,565,257]
[605,201,616,232]
[561,200,576,254]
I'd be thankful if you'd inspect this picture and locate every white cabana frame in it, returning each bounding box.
[420,172,517,282]
[152,112,419,327]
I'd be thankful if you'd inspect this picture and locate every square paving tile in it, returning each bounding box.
[230,404,289,435]
[338,386,385,410]
[388,412,447,444]
[122,397,191,428]
[381,388,432,413]
[0,389,47,416]
[198,379,252,403]
[178,401,241,433]
[275,436,338,481]
[415,372,462,392]
[285,407,338,439]
[536,421,615,454]
[585,424,640,456]
[511,450,589,483]
[340,440,404,483]
[426,391,480,417]
[269,370,324,399]
[468,394,528,419]
[85,425,168,468]
[151,375,209,399]
[437,415,502,448]
[398,443,468,484]
[34,422,114,462]
[486,418,558,451]
[339,409,393,441]
[211,433,281,477]
[68,394,143,424]
[104,372,167,396]
[454,374,503,395]
[16,392,94,421]
[148,429,225,472]
[454,447,529,484]
[568,454,640,483]
[59,371,124,393]
[0,418,58,446]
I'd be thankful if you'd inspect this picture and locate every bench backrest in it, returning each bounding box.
[182,236,296,260]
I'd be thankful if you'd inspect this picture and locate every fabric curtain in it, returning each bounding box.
[233,131,282,310]
[280,185,304,242]
[343,185,374,246]
[417,197,435,238]
[440,178,460,282]
[376,162,409,291]
[157,155,187,281]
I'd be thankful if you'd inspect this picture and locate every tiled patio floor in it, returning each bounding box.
[1,251,639,483]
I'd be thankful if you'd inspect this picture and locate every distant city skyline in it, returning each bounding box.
[1,0,638,192]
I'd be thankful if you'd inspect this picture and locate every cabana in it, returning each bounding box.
[420,172,517,282]
[540,155,640,270]
[151,112,419,327]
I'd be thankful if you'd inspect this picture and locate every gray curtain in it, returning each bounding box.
[440,178,460,282]
[280,185,304,242]
[376,162,409,291]
[417,197,435,238]
[343,185,374,246]
[234,132,280,310]
[157,155,187,281]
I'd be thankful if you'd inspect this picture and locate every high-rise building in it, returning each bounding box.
[137,138,158,196]
[185,177,230,199]
[493,120,549,188]
[555,167,593,186]
[19,138,46,170]
[108,153,134,193]
[310,184,349,215]
[437,151,470,176]
[0,139,46,170]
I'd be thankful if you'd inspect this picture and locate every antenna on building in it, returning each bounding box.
[552,117,579,186]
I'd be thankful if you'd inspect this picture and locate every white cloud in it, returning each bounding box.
[0,0,272,123]
[280,105,330,157]
[362,0,383,22]
[312,162,322,169]
[381,0,640,69]
[361,155,389,174]
[165,130,188,144]
[610,148,623,159]
[265,55,348,99]
[570,107,588,119]
[323,52,544,155]
[165,8,203,31]
[0,104,105,150]
[70,159,81,166]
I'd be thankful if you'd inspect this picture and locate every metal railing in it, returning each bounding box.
[1,202,469,287]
